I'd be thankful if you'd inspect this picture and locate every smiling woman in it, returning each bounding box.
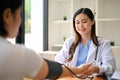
[55,8,116,78]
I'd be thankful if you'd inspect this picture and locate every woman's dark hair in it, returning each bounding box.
[0,0,22,37]
[66,8,99,62]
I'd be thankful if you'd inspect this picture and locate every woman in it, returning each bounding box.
[0,0,92,80]
[55,8,116,76]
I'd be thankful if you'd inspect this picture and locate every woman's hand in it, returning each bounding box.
[77,63,92,73]
[81,64,99,75]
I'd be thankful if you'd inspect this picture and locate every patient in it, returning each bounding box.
[55,8,116,77]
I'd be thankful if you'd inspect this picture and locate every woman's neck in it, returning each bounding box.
[81,35,91,46]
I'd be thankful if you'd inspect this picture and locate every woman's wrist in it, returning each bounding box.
[95,66,99,73]
[63,64,77,75]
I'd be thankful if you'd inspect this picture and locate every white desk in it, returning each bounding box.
[39,51,58,60]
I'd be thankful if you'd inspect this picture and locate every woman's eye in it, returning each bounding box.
[83,21,87,23]
[75,22,80,24]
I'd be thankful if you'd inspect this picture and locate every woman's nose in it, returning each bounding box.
[79,23,84,28]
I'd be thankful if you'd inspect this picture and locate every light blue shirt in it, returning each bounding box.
[76,39,92,67]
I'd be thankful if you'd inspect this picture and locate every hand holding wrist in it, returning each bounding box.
[77,63,92,73]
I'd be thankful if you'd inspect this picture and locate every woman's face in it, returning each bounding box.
[4,7,21,38]
[75,13,94,37]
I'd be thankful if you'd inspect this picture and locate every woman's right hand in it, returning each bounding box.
[80,63,99,75]
[77,63,92,73]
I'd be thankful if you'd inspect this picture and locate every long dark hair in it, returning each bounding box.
[0,0,22,37]
[66,8,99,62]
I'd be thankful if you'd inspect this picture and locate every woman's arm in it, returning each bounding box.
[55,37,74,64]
[81,39,116,75]
[33,60,48,80]
[33,59,91,80]
[99,40,116,74]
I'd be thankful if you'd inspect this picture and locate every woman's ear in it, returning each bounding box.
[3,8,12,24]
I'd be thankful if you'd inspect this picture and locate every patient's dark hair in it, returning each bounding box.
[0,0,22,37]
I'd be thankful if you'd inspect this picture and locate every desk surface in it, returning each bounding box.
[24,76,104,80]
[57,77,104,80]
